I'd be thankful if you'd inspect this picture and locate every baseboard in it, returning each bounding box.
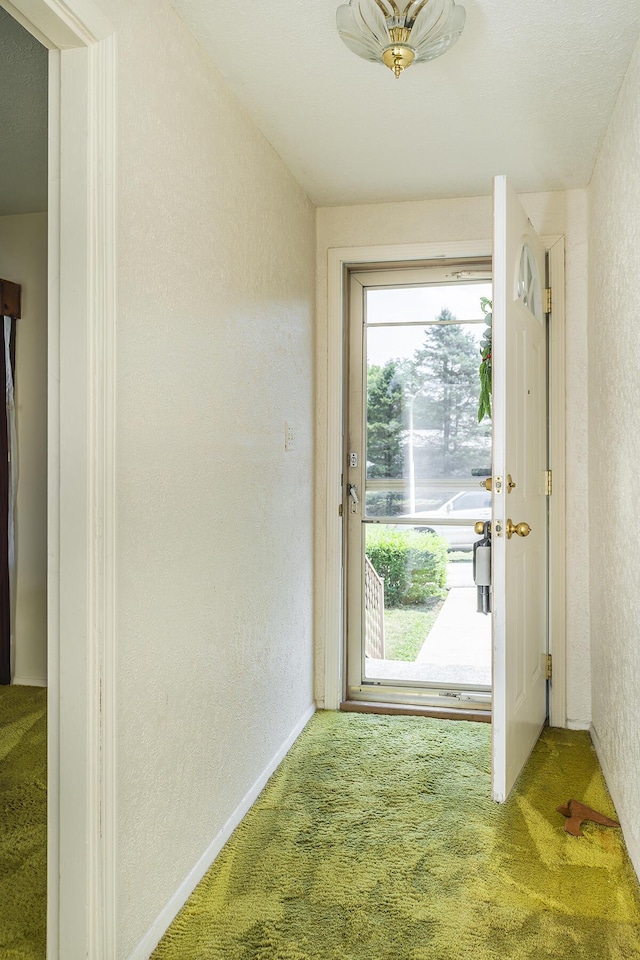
[590,723,640,883]
[566,719,591,731]
[12,676,47,687]
[127,702,316,960]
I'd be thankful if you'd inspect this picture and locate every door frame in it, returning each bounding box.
[320,237,566,727]
[0,1,117,956]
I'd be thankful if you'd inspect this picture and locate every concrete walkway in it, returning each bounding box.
[366,562,491,687]
[414,587,491,685]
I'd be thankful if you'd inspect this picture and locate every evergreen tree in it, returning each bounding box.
[365,308,491,488]
[366,360,404,478]
[408,309,490,478]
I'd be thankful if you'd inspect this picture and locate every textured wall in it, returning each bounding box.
[315,190,591,725]
[0,213,47,686]
[588,37,640,872]
[96,1,316,955]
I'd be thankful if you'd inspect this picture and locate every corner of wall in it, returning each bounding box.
[590,723,640,883]
[586,30,640,882]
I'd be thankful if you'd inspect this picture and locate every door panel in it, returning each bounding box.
[492,176,548,801]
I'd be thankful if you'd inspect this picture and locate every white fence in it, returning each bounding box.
[364,556,385,659]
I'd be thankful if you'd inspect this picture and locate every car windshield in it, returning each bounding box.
[448,492,491,511]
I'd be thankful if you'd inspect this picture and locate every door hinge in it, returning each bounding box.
[545,470,552,496]
[545,654,552,681]
[338,503,343,517]
[545,287,552,314]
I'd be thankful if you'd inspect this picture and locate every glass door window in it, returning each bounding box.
[346,264,493,707]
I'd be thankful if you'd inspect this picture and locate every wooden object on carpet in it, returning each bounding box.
[557,798,621,837]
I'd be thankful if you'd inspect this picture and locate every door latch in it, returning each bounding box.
[505,519,531,539]
[347,483,359,513]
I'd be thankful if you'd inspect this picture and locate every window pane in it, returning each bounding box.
[366,282,492,325]
[365,318,492,515]
[364,523,490,687]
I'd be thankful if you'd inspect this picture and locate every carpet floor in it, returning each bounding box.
[153,712,640,960]
[0,685,47,960]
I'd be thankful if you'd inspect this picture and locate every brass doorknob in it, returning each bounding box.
[474,520,488,535]
[506,519,531,539]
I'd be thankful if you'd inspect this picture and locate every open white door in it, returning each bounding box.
[492,176,548,802]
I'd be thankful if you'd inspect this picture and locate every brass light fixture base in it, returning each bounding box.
[337,0,466,80]
[382,44,415,77]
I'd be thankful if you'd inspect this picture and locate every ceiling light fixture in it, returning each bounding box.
[336,0,466,79]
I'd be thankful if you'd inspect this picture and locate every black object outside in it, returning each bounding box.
[473,521,491,616]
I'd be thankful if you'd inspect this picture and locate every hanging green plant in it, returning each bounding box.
[478,296,492,422]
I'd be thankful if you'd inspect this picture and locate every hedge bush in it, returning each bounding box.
[365,527,448,607]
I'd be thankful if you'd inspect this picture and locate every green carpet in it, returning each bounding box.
[153,712,640,960]
[0,685,47,960]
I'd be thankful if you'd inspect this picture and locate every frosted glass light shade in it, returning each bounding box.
[337,0,465,78]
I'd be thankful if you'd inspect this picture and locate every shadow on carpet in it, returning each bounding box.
[0,685,47,960]
[153,713,640,960]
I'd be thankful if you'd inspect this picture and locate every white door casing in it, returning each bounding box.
[0,1,117,957]
[492,176,548,802]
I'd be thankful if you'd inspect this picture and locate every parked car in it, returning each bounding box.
[403,489,491,550]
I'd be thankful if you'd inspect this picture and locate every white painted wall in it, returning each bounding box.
[315,189,591,727]
[588,36,640,876]
[88,1,316,956]
[0,212,47,686]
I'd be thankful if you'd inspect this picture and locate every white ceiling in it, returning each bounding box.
[170,0,640,207]
[0,7,48,216]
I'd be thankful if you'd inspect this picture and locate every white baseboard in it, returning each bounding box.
[12,676,47,687]
[566,719,591,731]
[590,723,640,883]
[128,702,316,960]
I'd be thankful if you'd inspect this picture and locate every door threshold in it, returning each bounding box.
[340,700,491,723]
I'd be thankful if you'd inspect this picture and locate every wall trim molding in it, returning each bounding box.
[6,3,117,958]
[12,676,48,687]
[547,237,567,729]
[1,0,113,48]
[86,30,118,960]
[590,723,640,882]
[127,705,317,960]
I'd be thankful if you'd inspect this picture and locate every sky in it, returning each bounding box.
[366,281,492,367]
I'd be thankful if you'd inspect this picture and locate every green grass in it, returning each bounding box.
[383,599,444,661]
